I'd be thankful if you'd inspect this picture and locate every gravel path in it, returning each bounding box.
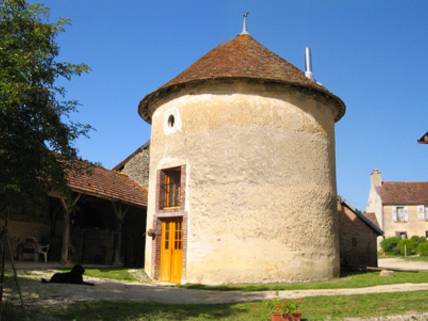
[5,276,428,306]
[379,258,428,271]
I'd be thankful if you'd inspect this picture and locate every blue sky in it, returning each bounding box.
[35,0,428,210]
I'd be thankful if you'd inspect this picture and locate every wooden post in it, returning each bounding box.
[111,202,128,266]
[59,193,81,264]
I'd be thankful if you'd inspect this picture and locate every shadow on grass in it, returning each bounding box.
[5,301,258,321]
[180,270,428,292]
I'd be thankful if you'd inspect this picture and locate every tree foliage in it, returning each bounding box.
[0,0,91,212]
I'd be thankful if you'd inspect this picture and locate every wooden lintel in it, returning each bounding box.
[111,201,129,221]
[59,193,82,213]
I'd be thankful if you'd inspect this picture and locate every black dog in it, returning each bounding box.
[41,264,94,286]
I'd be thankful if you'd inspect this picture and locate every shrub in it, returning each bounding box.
[381,237,401,255]
[398,239,418,255]
[417,242,428,256]
[410,236,427,248]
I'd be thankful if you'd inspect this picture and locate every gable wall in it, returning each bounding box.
[338,204,378,270]
[120,147,150,188]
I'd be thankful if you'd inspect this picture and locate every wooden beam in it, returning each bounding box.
[111,202,129,266]
[59,193,81,264]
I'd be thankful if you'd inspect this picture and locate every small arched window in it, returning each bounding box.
[167,115,175,128]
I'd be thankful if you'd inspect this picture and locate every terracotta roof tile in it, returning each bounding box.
[338,197,383,235]
[138,34,345,122]
[363,212,379,227]
[378,182,428,205]
[65,160,147,207]
[418,131,428,144]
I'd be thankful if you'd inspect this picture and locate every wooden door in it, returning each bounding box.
[159,218,183,283]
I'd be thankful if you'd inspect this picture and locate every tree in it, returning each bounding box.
[0,0,91,214]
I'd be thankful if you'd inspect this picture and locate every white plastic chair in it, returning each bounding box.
[37,244,50,263]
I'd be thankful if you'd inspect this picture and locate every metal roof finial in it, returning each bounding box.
[240,12,250,35]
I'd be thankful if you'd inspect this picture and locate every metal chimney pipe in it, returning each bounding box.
[305,47,313,80]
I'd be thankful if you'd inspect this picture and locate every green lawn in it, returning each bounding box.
[19,267,151,283]
[379,254,428,261]
[82,267,150,282]
[180,271,428,291]
[403,256,428,262]
[6,290,428,321]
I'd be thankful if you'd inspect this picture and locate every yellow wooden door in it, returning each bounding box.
[160,218,183,283]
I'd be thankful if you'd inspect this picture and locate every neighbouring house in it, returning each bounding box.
[3,160,148,267]
[337,197,382,271]
[417,131,428,144]
[121,24,347,285]
[367,169,428,243]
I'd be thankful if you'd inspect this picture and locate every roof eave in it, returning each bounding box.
[138,77,346,124]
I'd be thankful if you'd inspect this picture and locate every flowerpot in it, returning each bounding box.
[281,314,293,321]
[291,312,302,321]
[281,313,301,321]
[271,313,282,321]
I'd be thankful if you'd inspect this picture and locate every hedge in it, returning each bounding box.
[382,236,428,256]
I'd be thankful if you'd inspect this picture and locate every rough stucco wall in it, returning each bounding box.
[144,81,340,284]
[367,185,383,230]
[366,185,384,248]
[338,204,378,270]
[383,205,428,238]
[121,146,150,188]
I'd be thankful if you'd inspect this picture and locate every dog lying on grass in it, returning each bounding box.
[41,264,94,286]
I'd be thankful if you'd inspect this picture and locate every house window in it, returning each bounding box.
[395,231,408,239]
[396,206,406,222]
[159,167,182,209]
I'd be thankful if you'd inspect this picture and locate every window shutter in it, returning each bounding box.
[392,207,398,222]
[159,171,166,209]
[417,205,425,221]
[404,207,409,222]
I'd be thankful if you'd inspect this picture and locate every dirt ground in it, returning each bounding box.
[5,272,428,307]
[379,258,428,271]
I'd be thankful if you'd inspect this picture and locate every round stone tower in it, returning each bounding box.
[139,33,345,285]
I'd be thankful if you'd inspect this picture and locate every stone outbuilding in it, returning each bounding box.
[337,197,383,271]
[127,28,346,284]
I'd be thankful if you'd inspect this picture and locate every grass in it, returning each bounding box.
[16,267,151,283]
[380,253,428,262]
[81,267,150,282]
[180,271,428,291]
[5,290,428,321]
[402,256,428,262]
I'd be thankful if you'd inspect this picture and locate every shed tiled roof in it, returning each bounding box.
[378,182,428,205]
[65,160,147,207]
[138,34,345,122]
[338,197,383,235]
[364,212,379,227]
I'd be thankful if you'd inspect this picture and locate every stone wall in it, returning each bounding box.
[145,80,341,284]
[120,144,150,188]
[338,202,378,270]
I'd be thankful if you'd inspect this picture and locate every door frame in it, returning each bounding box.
[152,164,187,283]
[153,214,187,283]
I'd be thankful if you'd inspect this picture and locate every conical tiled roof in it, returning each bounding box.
[138,34,345,122]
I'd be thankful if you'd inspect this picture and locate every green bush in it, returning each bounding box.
[417,242,428,256]
[410,236,427,247]
[381,237,401,255]
[398,239,418,255]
